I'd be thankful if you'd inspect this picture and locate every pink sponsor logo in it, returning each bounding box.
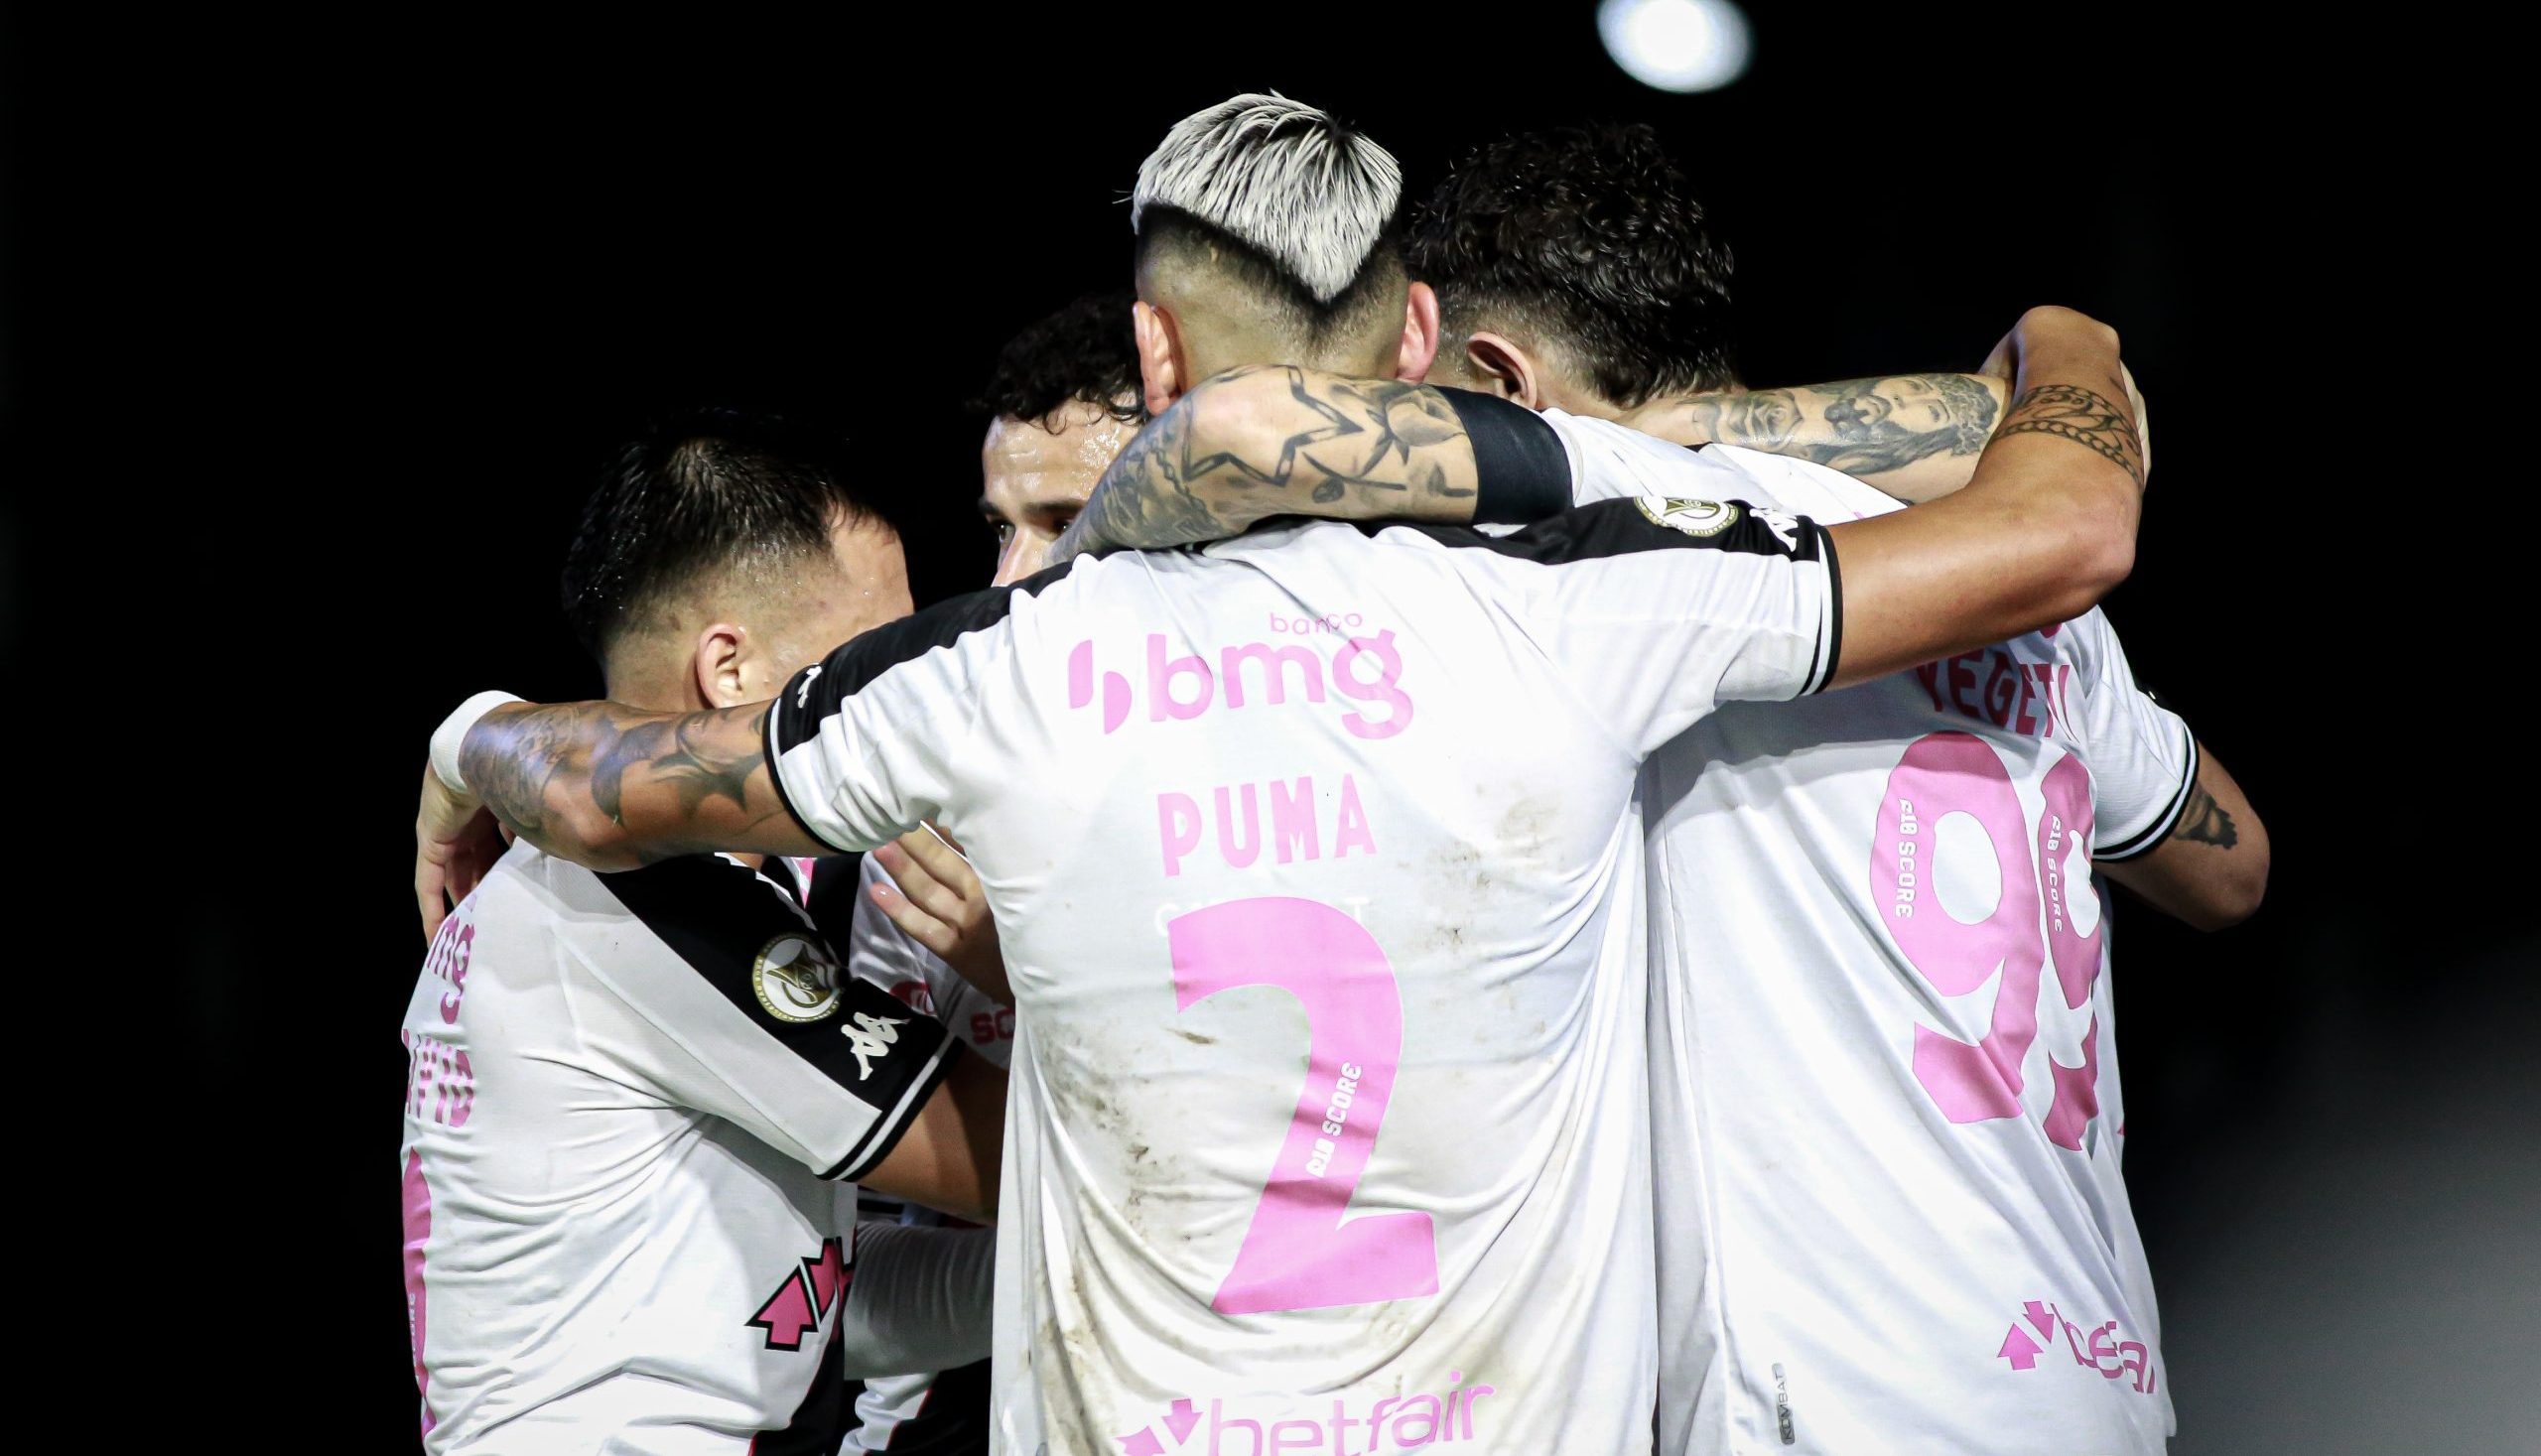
[1068,629,1413,740]
[421,912,475,1023]
[1114,1373,1497,1455]
[1269,610,1365,635]
[1994,1298,2157,1394]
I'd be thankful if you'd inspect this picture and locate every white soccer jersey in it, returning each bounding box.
[398,845,982,1455]
[764,394,1840,1456]
[1543,414,2193,1454]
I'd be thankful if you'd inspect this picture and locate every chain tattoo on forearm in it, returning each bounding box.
[1675,374,2000,478]
[1995,382,2146,487]
[1053,366,1474,561]
[460,702,777,862]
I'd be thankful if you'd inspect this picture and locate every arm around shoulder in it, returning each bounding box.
[1818,309,2145,690]
[455,699,824,870]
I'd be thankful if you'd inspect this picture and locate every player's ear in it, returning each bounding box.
[1135,300,1184,418]
[693,623,750,710]
[1396,282,1442,383]
[1464,331,1542,409]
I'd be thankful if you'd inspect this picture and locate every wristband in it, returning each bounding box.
[431,691,526,795]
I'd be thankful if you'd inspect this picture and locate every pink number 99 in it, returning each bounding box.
[1870,731,2105,1146]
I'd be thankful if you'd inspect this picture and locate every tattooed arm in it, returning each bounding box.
[453,700,820,871]
[1046,365,1481,565]
[2101,750,2269,930]
[1619,373,2009,503]
[1819,307,2145,689]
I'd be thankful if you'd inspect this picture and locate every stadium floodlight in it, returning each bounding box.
[1596,0,1753,93]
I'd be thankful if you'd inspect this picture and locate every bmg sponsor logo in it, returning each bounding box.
[1066,627,1413,740]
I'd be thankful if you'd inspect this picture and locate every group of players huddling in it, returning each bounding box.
[404,94,2267,1456]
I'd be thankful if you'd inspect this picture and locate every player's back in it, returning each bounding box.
[1551,429,2194,1455]
[767,505,1840,1456]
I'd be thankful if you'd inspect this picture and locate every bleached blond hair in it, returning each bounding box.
[1132,93,1403,305]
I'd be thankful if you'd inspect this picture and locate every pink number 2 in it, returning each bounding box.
[1168,897,1439,1315]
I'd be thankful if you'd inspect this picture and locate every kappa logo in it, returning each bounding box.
[752,934,843,1024]
[841,1011,907,1080]
[1752,505,1805,552]
[794,664,823,708]
[1637,492,1739,537]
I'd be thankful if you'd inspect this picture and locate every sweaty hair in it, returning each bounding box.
[560,407,882,665]
[1133,92,1407,354]
[972,292,1146,428]
[1406,123,1739,406]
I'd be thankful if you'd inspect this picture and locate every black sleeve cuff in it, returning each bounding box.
[822,989,969,1182]
[761,698,855,854]
[1441,388,1573,526]
[2096,728,2202,863]
[1807,522,1844,696]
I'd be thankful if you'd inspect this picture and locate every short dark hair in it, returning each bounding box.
[560,407,882,664]
[1406,123,1738,406]
[972,292,1146,427]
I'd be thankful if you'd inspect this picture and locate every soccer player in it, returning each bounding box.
[971,290,1148,588]
[825,292,1155,1456]
[1072,121,2265,1454]
[401,410,1007,1454]
[412,107,2147,1456]
[1415,125,2263,1456]
[1401,124,2013,506]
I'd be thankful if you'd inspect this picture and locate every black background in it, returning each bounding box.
[15,4,2531,1450]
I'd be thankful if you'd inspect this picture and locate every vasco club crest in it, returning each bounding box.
[1635,492,1740,537]
[752,934,843,1023]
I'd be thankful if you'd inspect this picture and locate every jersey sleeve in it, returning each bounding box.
[765,584,1031,854]
[562,855,966,1181]
[2065,610,2201,862]
[1446,491,1842,759]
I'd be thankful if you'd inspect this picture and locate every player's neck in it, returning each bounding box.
[1612,384,1735,437]
[607,670,770,871]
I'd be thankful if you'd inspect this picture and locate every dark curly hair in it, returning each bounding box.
[973,291,1147,427]
[1405,123,1738,407]
[560,406,882,664]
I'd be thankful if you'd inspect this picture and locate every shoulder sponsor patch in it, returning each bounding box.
[753,933,844,1024]
[1636,492,1740,537]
